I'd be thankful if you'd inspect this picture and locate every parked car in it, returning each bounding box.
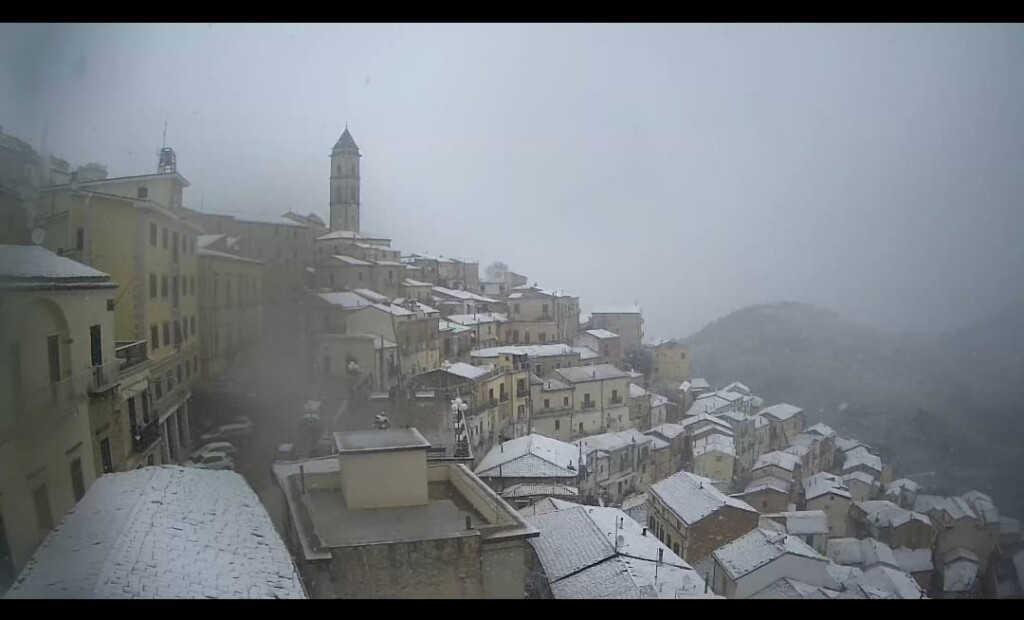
[200,421,254,443]
[190,441,237,460]
[183,452,235,471]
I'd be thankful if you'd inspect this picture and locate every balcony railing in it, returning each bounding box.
[115,340,149,372]
[499,393,509,403]
[610,396,623,405]
[132,419,162,454]
[88,360,121,394]
[582,401,596,410]
[516,387,530,398]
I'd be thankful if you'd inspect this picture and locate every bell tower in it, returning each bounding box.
[330,125,361,232]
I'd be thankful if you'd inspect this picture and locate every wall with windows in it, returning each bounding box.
[197,251,264,381]
[0,286,111,578]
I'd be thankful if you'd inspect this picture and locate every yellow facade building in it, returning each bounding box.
[0,245,116,583]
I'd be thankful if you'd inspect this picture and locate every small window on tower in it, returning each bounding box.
[137,186,148,199]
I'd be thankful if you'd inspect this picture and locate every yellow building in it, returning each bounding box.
[649,339,692,388]
[196,236,264,380]
[0,245,116,583]
[37,159,202,465]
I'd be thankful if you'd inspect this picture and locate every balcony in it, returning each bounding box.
[516,387,530,398]
[610,396,623,405]
[132,419,162,454]
[582,401,596,410]
[88,360,121,395]
[115,340,150,373]
[499,393,509,403]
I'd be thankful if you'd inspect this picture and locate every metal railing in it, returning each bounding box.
[610,396,623,405]
[132,419,162,454]
[499,393,509,403]
[89,359,121,393]
[583,401,596,409]
[115,340,149,372]
[516,387,530,398]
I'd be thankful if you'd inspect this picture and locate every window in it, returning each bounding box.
[46,334,61,383]
[162,321,170,346]
[173,320,181,346]
[172,276,179,307]
[554,419,559,430]
[166,371,174,391]
[542,303,549,315]
[137,186,148,199]
[190,276,195,296]
[579,422,584,433]
[99,438,113,474]
[149,273,156,298]
[161,275,168,298]
[564,396,569,406]
[513,303,519,315]
[151,324,159,350]
[75,227,84,251]
[172,231,179,262]
[70,457,85,502]
[539,333,547,342]
[33,484,53,534]
[149,223,157,246]
[544,398,550,409]
[177,364,183,384]
[162,228,168,249]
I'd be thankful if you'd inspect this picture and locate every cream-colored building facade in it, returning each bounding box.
[0,246,115,581]
[197,239,264,380]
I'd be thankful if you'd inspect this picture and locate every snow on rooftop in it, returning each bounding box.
[205,210,306,228]
[855,565,925,599]
[570,346,600,361]
[742,476,792,495]
[402,278,433,287]
[842,446,883,473]
[317,229,362,241]
[962,490,1000,525]
[444,312,508,326]
[628,383,648,399]
[693,434,735,458]
[806,423,837,438]
[331,254,373,266]
[443,362,491,381]
[575,430,653,458]
[803,472,852,501]
[650,393,669,408]
[431,285,497,304]
[471,344,577,359]
[749,577,836,599]
[6,466,304,599]
[762,511,829,536]
[885,478,920,496]
[690,378,711,390]
[353,288,389,303]
[316,291,372,309]
[826,537,899,570]
[843,471,879,487]
[649,472,756,527]
[893,548,934,574]
[713,527,826,581]
[753,451,802,473]
[0,245,112,282]
[645,423,685,441]
[525,505,709,599]
[759,403,804,421]
[197,247,262,264]
[585,329,618,339]
[553,364,629,383]
[500,483,579,499]
[475,434,579,479]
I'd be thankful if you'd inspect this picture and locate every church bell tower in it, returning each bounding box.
[330,125,361,232]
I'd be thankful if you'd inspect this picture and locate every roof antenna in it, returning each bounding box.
[162,116,168,149]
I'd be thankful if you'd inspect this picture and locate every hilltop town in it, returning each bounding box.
[1,126,1021,599]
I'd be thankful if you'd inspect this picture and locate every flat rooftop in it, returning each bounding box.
[334,428,431,453]
[307,483,481,547]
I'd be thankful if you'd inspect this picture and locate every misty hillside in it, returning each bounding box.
[683,301,1024,515]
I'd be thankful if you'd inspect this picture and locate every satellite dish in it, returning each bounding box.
[31,227,45,245]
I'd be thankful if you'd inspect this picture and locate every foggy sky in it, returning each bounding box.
[3,23,1023,339]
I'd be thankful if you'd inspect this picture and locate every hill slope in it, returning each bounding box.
[682,301,1024,515]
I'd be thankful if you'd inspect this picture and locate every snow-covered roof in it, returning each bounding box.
[759,403,804,421]
[645,423,685,441]
[943,554,978,593]
[860,498,933,528]
[834,435,868,453]
[753,451,802,473]
[690,378,711,390]
[712,527,826,581]
[803,472,852,501]
[961,490,999,525]
[401,278,433,287]
[438,319,471,334]
[693,434,735,458]
[853,565,925,599]
[331,254,373,266]
[197,233,224,248]
[749,577,837,599]
[537,377,571,391]
[650,393,669,408]
[0,245,113,284]
[678,380,691,392]
[806,423,836,438]
[649,472,757,527]
[471,344,578,359]
[431,286,497,304]
[316,291,373,309]
[585,329,618,339]
[317,229,362,241]
[885,478,920,497]
[197,248,262,264]
[827,537,899,570]
[352,288,389,303]
[517,497,580,517]
[843,471,879,487]
[575,430,653,458]
[5,466,305,599]
[445,312,508,326]
[686,393,742,417]
[722,381,751,395]
[842,446,882,473]
[913,495,978,522]
[444,362,491,381]
[762,511,829,536]
[553,364,629,384]
[207,210,306,228]
[678,413,733,433]
[742,476,792,495]
[499,483,579,499]
[893,548,934,574]
[570,346,600,361]
[475,434,579,479]
[525,505,710,599]
[628,383,648,399]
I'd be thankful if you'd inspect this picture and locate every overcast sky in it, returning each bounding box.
[2,23,1022,338]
